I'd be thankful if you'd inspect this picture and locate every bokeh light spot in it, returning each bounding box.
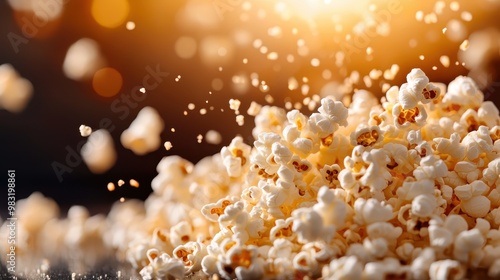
[92,0,129,28]
[175,37,197,59]
[92,67,123,97]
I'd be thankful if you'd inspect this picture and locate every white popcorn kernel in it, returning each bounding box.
[79,125,92,137]
[217,246,264,280]
[359,148,393,193]
[317,97,348,127]
[221,136,251,177]
[121,107,165,155]
[489,259,500,278]
[229,98,241,114]
[313,186,349,230]
[411,248,436,280]
[398,68,430,109]
[63,38,105,81]
[478,101,500,127]
[354,198,393,225]
[461,195,491,218]
[293,250,319,276]
[247,101,262,116]
[413,155,448,181]
[201,197,237,222]
[453,228,485,262]
[291,207,334,244]
[172,241,207,273]
[444,75,483,109]
[236,114,245,126]
[81,129,116,173]
[429,260,465,280]
[322,256,362,279]
[429,224,453,248]
[411,194,437,218]
[367,222,403,242]
[364,237,388,258]
[0,64,34,113]
[364,258,406,280]
[140,250,185,280]
[270,218,295,241]
[433,133,465,160]
[170,221,194,247]
[420,83,441,104]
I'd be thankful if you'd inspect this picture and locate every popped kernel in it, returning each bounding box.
[7,68,500,280]
[130,179,140,188]
[79,125,92,137]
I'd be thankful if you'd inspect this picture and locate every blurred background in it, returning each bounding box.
[0,0,500,216]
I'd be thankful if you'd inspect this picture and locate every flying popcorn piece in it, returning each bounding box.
[107,182,115,192]
[63,38,105,81]
[164,141,173,151]
[205,130,222,145]
[0,64,33,113]
[81,129,116,174]
[129,179,140,188]
[79,125,92,137]
[121,106,165,155]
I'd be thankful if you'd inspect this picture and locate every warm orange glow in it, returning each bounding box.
[91,0,129,28]
[92,67,123,97]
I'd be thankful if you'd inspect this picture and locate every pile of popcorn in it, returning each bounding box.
[3,68,500,279]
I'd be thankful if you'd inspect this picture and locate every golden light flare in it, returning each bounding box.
[91,0,130,28]
[92,67,123,97]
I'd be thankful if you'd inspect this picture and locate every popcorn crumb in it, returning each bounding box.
[107,182,115,192]
[117,179,125,187]
[197,134,203,143]
[236,115,245,126]
[164,141,173,151]
[79,125,92,137]
[129,179,139,188]
[119,197,125,202]
[229,98,241,114]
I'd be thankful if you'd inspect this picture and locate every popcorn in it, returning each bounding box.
[8,68,500,279]
[139,249,185,280]
[429,260,465,280]
[79,125,93,137]
[172,241,207,273]
[63,38,105,81]
[322,256,363,279]
[0,64,33,113]
[398,68,430,109]
[81,129,117,173]
[350,125,383,147]
[291,207,335,244]
[221,136,251,177]
[121,106,165,155]
[353,198,393,225]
